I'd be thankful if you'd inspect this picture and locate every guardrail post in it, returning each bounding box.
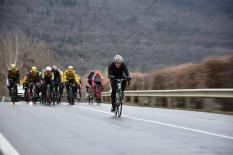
[2,96,4,102]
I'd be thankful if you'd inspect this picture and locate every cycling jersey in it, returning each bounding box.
[108,62,129,79]
[23,71,40,85]
[64,69,81,84]
[92,73,103,88]
[8,69,20,84]
[42,71,54,84]
[52,70,63,84]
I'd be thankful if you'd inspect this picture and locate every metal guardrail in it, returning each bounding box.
[102,89,233,98]
[0,96,11,102]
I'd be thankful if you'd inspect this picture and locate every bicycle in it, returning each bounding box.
[87,86,94,106]
[54,84,62,104]
[94,85,102,106]
[76,84,81,102]
[29,82,37,104]
[67,82,76,105]
[40,83,46,105]
[45,84,53,106]
[114,79,127,117]
[10,83,18,105]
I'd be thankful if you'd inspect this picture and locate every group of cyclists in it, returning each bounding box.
[7,55,131,112]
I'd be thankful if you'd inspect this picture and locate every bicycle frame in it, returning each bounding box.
[94,86,102,106]
[67,82,76,105]
[87,86,94,105]
[114,79,126,117]
[10,83,18,104]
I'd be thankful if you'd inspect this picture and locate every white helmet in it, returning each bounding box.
[46,66,52,71]
[114,55,123,63]
[52,66,58,71]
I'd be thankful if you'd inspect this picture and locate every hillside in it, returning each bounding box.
[0,0,233,73]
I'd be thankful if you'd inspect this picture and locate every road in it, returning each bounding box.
[0,102,233,155]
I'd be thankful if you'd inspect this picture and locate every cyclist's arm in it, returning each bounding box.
[63,71,67,82]
[75,74,81,84]
[123,63,130,78]
[92,78,95,88]
[108,64,114,79]
[17,70,20,84]
[60,71,64,83]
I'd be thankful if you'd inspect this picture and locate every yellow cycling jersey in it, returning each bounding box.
[22,75,28,85]
[8,69,19,78]
[59,70,64,83]
[63,69,81,84]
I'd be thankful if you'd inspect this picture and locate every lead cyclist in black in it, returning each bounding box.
[108,55,131,112]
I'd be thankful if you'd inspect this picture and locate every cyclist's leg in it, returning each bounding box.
[76,84,81,98]
[8,83,13,96]
[74,82,78,97]
[59,83,63,98]
[60,83,64,97]
[36,83,40,99]
[110,80,117,111]
[50,82,54,99]
[42,83,46,100]
[96,82,102,102]
[121,80,127,99]
[66,82,69,99]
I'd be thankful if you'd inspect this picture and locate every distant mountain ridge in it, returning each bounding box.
[0,0,233,73]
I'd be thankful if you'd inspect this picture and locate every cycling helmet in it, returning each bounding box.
[52,66,58,71]
[114,55,123,63]
[46,66,52,72]
[31,66,37,72]
[68,66,73,71]
[95,71,101,77]
[10,64,16,70]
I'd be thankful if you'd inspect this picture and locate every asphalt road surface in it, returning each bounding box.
[0,102,233,155]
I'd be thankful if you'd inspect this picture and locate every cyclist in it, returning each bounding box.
[52,66,64,100]
[108,55,131,112]
[7,64,20,96]
[41,66,54,100]
[92,71,104,102]
[85,71,94,93]
[63,66,81,100]
[22,66,40,100]
[39,69,45,81]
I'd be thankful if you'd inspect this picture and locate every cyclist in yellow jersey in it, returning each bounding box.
[64,66,82,100]
[22,66,40,100]
[7,64,20,96]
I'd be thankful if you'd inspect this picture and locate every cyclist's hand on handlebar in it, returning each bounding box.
[126,76,131,81]
[109,75,115,80]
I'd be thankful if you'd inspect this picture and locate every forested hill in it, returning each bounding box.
[0,0,233,73]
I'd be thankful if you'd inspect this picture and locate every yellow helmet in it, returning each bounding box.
[10,64,17,70]
[68,66,73,71]
[31,66,37,72]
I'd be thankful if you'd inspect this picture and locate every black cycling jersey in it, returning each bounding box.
[53,70,61,84]
[108,62,129,79]
[87,72,94,86]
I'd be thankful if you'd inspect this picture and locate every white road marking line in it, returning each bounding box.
[75,106,233,140]
[0,132,20,155]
